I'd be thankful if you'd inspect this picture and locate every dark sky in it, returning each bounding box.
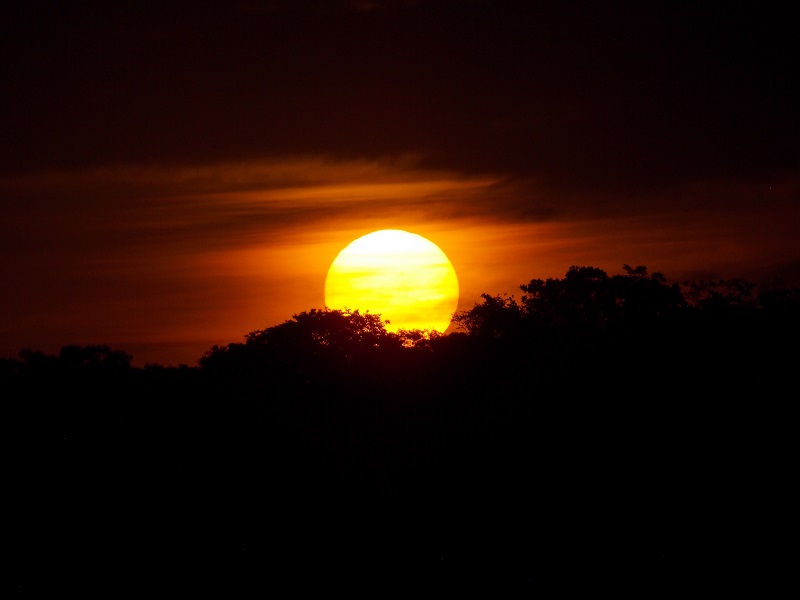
[2,0,799,366]
[4,0,797,185]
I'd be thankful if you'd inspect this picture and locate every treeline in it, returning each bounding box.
[7,265,798,595]
[5,264,798,386]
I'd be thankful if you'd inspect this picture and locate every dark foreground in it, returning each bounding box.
[8,277,797,595]
[9,359,792,596]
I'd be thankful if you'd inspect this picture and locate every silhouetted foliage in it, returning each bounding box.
[681,277,759,310]
[453,264,686,337]
[451,292,522,337]
[7,265,798,595]
[58,344,133,371]
[199,308,407,398]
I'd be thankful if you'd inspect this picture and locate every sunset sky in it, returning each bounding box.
[2,0,798,366]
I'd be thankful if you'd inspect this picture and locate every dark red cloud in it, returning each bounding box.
[2,1,797,190]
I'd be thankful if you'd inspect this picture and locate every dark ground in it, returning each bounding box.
[8,300,796,596]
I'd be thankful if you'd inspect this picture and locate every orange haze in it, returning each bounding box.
[2,157,798,366]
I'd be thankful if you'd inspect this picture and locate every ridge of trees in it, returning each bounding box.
[3,264,798,379]
[8,264,797,594]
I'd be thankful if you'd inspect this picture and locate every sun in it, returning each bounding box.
[325,229,459,333]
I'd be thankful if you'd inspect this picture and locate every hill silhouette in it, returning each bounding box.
[7,265,797,596]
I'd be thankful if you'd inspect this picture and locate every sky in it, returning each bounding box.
[2,0,798,367]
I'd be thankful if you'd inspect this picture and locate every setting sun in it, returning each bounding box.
[324,229,459,333]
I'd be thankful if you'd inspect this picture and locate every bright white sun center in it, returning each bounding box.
[324,229,459,333]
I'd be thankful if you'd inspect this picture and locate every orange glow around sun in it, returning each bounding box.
[324,229,459,333]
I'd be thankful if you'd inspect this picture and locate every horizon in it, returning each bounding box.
[2,1,798,367]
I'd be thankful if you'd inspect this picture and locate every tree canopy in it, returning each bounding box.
[6,264,797,596]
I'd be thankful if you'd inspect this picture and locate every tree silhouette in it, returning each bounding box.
[199,308,406,392]
[58,344,133,371]
[451,265,686,341]
[451,292,522,338]
[6,265,799,595]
